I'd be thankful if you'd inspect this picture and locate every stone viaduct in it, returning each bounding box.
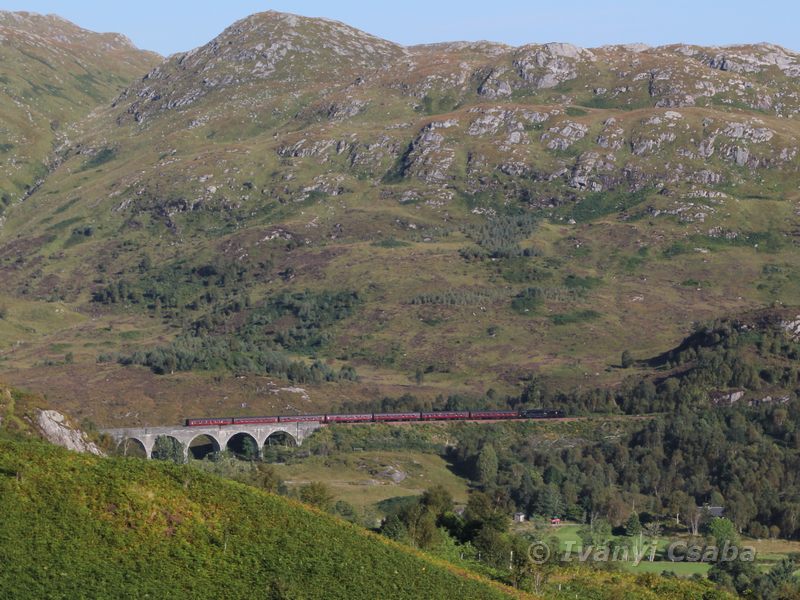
[102,421,322,460]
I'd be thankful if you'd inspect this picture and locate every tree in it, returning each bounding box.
[473,526,511,569]
[625,512,646,558]
[708,517,738,548]
[476,444,498,487]
[421,485,454,517]
[707,518,759,596]
[298,482,333,511]
[621,350,634,368]
[465,491,510,533]
[727,489,757,533]
[151,435,185,464]
[625,512,642,537]
[533,484,563,518]
[685,504,703,537]
[381,514,407,541]
[668,490,702,536]
[240,435,259,460]
[248,462,282,493]
[643,521,662,541]
[332,500,358,523]
[400,503,441,549]
[752,558,798,599]
[578,518,612,549]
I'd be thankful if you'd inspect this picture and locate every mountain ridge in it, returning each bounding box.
[0,10,155,53]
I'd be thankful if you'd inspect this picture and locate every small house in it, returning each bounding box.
[513,512,526,523]
[550,517,561,526]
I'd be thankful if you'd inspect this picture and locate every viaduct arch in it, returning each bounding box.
[103,422,321,460]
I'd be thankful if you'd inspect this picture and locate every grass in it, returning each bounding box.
[274,450,470,515]
[79,147,117,171]
[561,189,650,223]
[513,522,798,579]
[549,310,601,325]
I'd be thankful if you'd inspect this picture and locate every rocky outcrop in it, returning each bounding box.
[113,10,405,124]
[514,43,594,89]
[400,119,459,183]
[722,122,774,143]
[698,44,800,77]
[36,410,103,456]
[782,316,800,341]
[476,67,513,98]
[569,152,617,191]
[710,390,745,405]
[542,121,588,150]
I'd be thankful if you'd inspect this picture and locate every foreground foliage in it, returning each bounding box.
[0,437,737,599]
[0,437,522,599]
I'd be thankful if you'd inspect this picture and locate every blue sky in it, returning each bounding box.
[1,1,798,56]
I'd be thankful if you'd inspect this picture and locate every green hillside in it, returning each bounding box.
[0,11,159,204]
[0,436,732,599]
[0,436,524,599]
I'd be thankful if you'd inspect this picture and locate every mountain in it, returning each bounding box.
[0,11,160,209]
[0,11,798,426]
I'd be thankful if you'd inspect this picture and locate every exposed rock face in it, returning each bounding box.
[376,465,407,483]
[36,410,103,456]
[710,390,745,406]
[782,316,800,341]
[569,152,617,191]
[698,44,800,77]
[513,43,594,89]
[542,121,589,150]
[401,120,459,182]
[722,122,774,143]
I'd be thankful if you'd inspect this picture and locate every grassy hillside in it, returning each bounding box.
[0,436,525,599]
[275,450,472,516]
[0,11,159,204]
[0,437,730,599]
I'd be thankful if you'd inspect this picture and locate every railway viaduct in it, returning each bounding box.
[101,421,322,460]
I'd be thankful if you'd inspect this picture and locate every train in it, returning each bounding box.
[185,408,563,427]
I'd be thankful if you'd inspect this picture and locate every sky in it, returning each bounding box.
[1,0,798,56]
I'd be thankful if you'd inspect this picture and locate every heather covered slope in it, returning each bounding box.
[0,11,160,207]
[0,436,730,599]
[0,437,523,599]
[0,11,798,421]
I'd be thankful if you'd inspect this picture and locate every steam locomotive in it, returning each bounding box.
[185,408,563,427]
